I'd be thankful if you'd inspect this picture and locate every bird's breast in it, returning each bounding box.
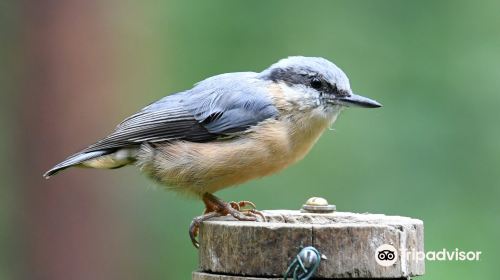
[137,115,333,196]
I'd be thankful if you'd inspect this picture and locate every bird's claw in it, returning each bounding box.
[189,195,266,248]
[229,200,257,211]
[244,208,266,222]
[228,201,265,222]
[189,212,220,248]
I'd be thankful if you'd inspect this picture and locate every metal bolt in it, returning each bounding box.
[301,197,336,213]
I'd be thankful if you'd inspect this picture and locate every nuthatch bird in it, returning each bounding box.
[44,56,381,247]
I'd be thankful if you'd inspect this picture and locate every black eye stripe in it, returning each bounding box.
[267,68,309,85]
[266,68,341,96]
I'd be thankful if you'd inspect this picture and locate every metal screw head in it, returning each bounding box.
[305,197,328,206]
[301,197,336,213]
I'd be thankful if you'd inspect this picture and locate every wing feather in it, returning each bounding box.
[80,72,278,153]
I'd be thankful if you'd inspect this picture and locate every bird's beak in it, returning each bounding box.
[336,93,382,108]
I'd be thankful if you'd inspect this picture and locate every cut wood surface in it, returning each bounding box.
[198,210,424,279]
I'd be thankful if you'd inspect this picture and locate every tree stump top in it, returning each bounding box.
[197,210,424,279]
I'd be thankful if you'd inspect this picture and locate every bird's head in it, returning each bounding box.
[260,56,382,115]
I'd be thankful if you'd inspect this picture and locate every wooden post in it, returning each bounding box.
[193,209,424,279]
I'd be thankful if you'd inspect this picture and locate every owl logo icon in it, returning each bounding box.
[375,244,398,266]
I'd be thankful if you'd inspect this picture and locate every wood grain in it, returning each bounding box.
[197,210,424,279]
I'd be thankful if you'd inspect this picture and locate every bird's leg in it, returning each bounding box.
[189,193,265,248]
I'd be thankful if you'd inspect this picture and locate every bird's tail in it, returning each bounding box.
[43,150,111,179]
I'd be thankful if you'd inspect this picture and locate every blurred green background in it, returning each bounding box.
[1,0,499,279]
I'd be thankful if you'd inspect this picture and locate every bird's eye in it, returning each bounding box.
[310,78,322,89]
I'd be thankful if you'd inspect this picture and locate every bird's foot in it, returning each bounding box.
[229,200,266,222]
[189,193,266,248]
[228,200,256,211]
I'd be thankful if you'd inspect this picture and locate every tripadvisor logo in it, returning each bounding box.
[375,244,482,266]
[401,248,482,261]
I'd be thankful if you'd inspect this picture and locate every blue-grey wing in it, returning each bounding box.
[184,73,278,134]
[81,72,278,153]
